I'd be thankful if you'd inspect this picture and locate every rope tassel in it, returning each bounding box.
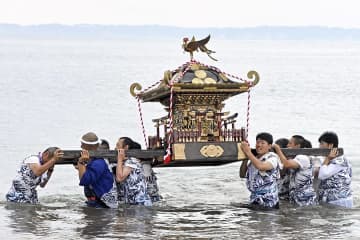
[163,148,172,164]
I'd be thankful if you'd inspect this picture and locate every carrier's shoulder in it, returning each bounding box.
[264,152,279,160]
[23,155,40,164]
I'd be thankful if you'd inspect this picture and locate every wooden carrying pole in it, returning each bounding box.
[56,149,165,165]
[55,148,343,167]
[276,148,344,158]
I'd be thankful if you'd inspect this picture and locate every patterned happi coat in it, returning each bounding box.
[278,170,290,200]
[6,155,43,204]
[288,155,317,206]
[246,152,280,208]
[122,157,152,206]
[319,155,352,207]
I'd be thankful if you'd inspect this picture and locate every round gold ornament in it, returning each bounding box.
[192,78,204,84]
[194,70,207,79]
[204,78,216,84]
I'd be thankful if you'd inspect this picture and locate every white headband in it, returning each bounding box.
[80,138,100,145]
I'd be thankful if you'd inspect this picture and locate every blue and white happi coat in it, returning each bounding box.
[145,170,161,202]
[318,155,352,207]
[277,170,290,200]
[288,155,317,206]
[6,155,47,204]
[122,157,152,206]
[246,152,280,208]
[142,162,161,202]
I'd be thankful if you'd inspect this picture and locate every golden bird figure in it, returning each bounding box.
[182,35,218,61]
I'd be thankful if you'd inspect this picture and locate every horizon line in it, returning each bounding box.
[1,23,360,30]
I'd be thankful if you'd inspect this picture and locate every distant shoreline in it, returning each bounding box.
[1,24,360,40]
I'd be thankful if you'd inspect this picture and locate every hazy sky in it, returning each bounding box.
[1,0,359,28]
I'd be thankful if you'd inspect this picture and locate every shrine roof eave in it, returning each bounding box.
[139,83,250,103]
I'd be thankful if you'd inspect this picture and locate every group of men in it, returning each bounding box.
[6,132,160,208]
[240,131,353,209]
[5,130,353,210]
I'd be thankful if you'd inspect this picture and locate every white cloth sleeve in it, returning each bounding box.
[310,156,323,168]
[23,156,40,164]
[318,163,344,180]
[293,155,310,169]
[124,158,138,169]
[265,155,278,169]
[278,160,284,170]
[142,162,152,178]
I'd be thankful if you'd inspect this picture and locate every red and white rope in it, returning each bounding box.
[137,62,190,96]
[246,84,251,141]
[164,61,192,162]
[138,80,162,95]
[136,96,148,148]
[135,58,255,159]
[191,60,248,83]
[135,61,193,148]
[192,60,255,141]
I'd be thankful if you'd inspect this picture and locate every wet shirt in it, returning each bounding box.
[79,158,118,208]
[246,152,280,208]
[278,170,290,200]
[122,157,152,206]
[6,155,47,204]
[142,162,161,202]
[310,156,323,198]
[288,155,317,206]
[318,155,352,207]
[109,163,125,204]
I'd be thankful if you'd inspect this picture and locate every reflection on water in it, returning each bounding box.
[76,207,118,239]
[153,203,360,239]
[2,201,160,239]
[1,198,360,239]
[77,205,157,239]
[5,203,56,236]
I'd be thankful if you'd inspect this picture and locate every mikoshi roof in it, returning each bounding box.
[130,62,259,103]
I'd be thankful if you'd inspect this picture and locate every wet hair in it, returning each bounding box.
[119,137,141,150]
[256,132,273,144]
[275,138,289,148]
[318,131,338,147]
[302,139,312,148]
[43,147,59,158]
[292,135,305,147]
[99,139,110,150]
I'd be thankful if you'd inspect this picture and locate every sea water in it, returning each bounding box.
[0,38,359,239]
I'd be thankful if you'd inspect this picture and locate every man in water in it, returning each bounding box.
[317,131,353,208]
[273,136,317,206]
[75,132,118,208]
[240,132,280,209]
[6,147,63,203]
[274,138,290,200]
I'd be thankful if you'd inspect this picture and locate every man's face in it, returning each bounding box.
[81,143,89,150]
[319,141,333,149]
[287,137,300,149]
[81,143,98,151]
[115,139,125,150]
[42,152,50,162]
[256,139,271,156]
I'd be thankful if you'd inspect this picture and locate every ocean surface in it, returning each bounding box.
[0,38,359,239]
